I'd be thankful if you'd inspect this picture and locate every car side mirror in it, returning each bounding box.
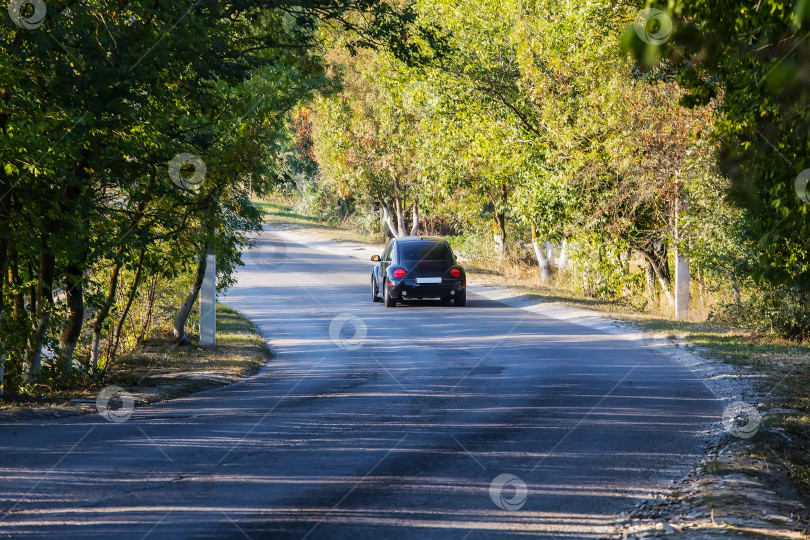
[371,255,381,261]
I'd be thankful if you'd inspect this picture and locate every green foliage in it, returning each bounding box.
[294,0,810,340]
[625,0,810,287]
[0,0,434,394]
[720,285,810,342]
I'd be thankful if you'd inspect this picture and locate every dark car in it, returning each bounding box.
[371,236,466,307]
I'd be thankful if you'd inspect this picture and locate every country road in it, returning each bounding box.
[0,229,720,539]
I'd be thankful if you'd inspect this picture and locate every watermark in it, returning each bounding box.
[722,401,762,439]
[402,80,439,115]
[8,0,46,29]
[249,237,287,270]
[795,169,810,204]
[329,313,367,350]
[489,473,527,511]
[168,153,206,191]
[634,8,673,46]
[96,385,135,423]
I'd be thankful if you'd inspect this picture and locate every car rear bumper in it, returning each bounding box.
[387,279,465,300]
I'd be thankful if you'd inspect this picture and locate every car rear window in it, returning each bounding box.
[399,242,452,261]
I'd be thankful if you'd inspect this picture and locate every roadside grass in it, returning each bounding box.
[0,304,271,420]
[254,197,386,246]
[111,304,269,389]
[254,200,323,227]
[259,202,810,496]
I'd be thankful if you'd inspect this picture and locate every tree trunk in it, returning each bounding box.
[493,184,508,254]
[138,274,158,344]
[409,197,420,236]
[9,251,23,318]
[89,200,148,368]
[634,248,674,306]
[29,250,55,383]
[493,213,505,254]
[59,264,84,374]
[392,176,407,237]
[730,273,741,303]
[657,244,672,283]
[54,155,89,374]
[379,206,392,237]
[0,239,7,397]
[27,260,36,314]
[108,249,145,366]
[380,204,399,238]
[173,245,209,345]
[394,196,406,237]
[644,259,657,299]
[531,225,551,283]
[557,240,568,270]
[90,250,123,370]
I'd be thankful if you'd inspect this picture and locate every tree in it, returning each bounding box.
[625,0,810,288]
[0,0,438,392]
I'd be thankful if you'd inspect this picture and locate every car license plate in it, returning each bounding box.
[416,277,442,284]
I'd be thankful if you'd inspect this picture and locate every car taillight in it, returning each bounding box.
[450,268,461,278]
[393,269,405,278]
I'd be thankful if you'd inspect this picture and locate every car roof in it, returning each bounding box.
[394,236,447,244]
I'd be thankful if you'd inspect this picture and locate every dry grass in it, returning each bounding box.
[0,304,271,420]
[110,304,269,389]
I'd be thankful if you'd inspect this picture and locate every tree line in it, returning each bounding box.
[301,0,810,340]
[0,0,435,395]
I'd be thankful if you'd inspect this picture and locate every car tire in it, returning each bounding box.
[384,284,396,307]
[453,291,466,307]
[372,277,382,302]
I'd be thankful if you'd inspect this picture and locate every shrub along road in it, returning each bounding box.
[0,230,719,538]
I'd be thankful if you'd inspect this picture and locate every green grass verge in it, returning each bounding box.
[254,198,385,246]
[253,200,323,227]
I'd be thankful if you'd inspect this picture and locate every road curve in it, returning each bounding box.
[0,229,720,539]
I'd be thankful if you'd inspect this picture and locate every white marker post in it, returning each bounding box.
[675,251,690,319]
[673,194,690,320]
[200,252,216,346]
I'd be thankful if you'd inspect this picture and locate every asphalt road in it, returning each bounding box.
[0,230,720,539]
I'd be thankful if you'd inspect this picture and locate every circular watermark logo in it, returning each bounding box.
[96,385,135,423]
[8,0,46,29]
[168,153,206,191]
[489,473,527,511]
[249,237,287,270]
[402,80,439,115]
[722,401,761,439]
[634,8,673,45]
[795,169,810,204]
[329,313,368,350]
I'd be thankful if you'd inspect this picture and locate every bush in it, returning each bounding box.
[719,285,810,342]
[445,233,493,264]
[349,205,381,236]
[291,180,322,217]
